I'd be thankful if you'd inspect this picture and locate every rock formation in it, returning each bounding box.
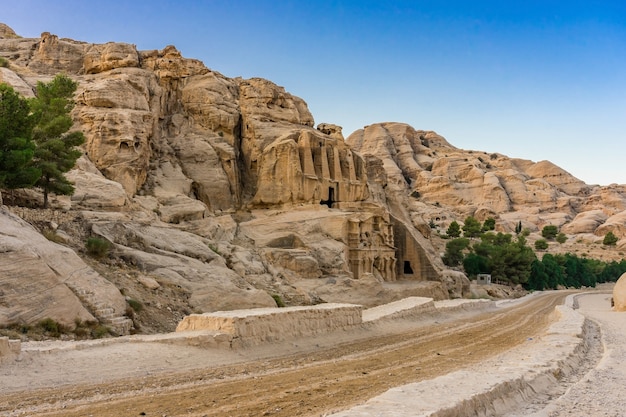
[1,24,626,334]
[0,207,131,333]
[612,273,626,312]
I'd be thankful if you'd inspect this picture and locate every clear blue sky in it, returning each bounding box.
[3,0,625,185]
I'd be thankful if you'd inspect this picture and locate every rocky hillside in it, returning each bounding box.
[1,23,624,335]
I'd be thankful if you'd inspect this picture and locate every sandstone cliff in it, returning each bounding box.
[1,24,624,335]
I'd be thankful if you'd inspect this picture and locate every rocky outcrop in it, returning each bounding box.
[346,122,626,239]
[0,208,131,333]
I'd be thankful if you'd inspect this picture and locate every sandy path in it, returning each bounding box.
[0,291,569,417]
[517,291,626,416]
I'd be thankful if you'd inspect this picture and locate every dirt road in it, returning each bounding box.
[2,292,569,417]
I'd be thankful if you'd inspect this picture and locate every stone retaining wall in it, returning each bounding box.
[0,337,20,364]
[176,303,363,348]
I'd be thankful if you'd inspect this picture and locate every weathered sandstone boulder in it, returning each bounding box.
[90,221,276,312]
[66,169,128,210]
[84,42,140,74]
[0,67,35,97]
[561,210,608,234]
[612,273,626,311]
[0,208,131,333]
[595,211,626,239]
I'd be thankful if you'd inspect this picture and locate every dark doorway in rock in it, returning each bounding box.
[403,260,414,274]
[321,187,335,207]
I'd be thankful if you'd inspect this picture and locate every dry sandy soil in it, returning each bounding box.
[511,290,626,416]
[0,288,621,417]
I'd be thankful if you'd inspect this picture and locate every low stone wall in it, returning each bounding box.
[362,297,435,322]
[0,337,21,363]
[176,303,363,348]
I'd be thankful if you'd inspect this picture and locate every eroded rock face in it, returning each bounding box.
[0,208,131,333]
[346,122,626,238]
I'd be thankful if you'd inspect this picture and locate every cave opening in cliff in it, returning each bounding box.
[403,260,414,274]
[320,187,335,207]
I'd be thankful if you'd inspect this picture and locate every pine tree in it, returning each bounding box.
[0,83,40,191]
[29,74,84,208]
[446,221,461,238]
[462,216,482,238]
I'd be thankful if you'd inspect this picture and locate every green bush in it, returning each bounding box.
[556,233,568,244]
[127,298,143,312]
[534,239,549,250]
[271,294,286,308]
[541,225,558,240]
[86,237,110,258]
[91,325,110,339]
[482,217,496,232]
[38,318,64,337]
[0,57,8,68]
[603,231,618,246]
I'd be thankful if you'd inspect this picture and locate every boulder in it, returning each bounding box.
[613,273,626,312]
[0,208,130,333]
[562,210,608,234]
[0,67,35,97]
[596,211,626,239]
[66,168,128,210]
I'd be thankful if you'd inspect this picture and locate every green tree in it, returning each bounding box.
[0,83,40,190]
[442,238,470,267]
[541,225,559,240]
[482,217,496,231]
[603,231,618,246]
[515,221,523,235]
[556,233,567,244]
[490,235,535,285]
[446,221,461,238]
[30,74,84,208]
[462,216,482,238]
[534,239,548,251]
[527,259,548,291]
[463,252,489,277]
[541,254,564,289]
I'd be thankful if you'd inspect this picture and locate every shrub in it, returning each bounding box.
[86,237,110,258]
[127,298,143,312]
[603,231,618,246]
[482,217,496,232]
[0,57,8,68]
[271,294,286,308]
[541,225,558,240]
[91,325,110,339]
[556,233,567,244]
[43,229,66,244]
[534,239,549,250]
[39,318,63,337]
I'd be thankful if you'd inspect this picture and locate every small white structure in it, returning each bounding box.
[476,274,492,285]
